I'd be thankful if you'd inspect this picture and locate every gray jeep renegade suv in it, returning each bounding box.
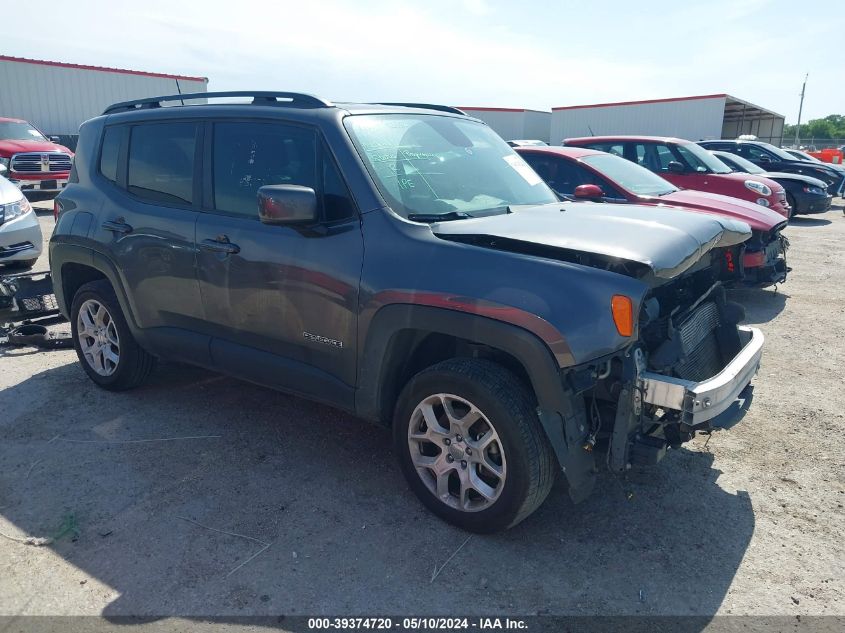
[51,92,763,532]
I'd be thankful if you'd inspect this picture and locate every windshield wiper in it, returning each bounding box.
[407,211,473,222]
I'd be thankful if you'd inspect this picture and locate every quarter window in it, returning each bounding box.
[127,123,196,205]
[212,122,317,217]
[99,126,123,184]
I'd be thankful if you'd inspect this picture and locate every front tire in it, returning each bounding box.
[393,358,556,532]
[786,193,797,219]
[70,280,155,390]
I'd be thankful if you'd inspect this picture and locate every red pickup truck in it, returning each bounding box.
[0,117,74,194]
[563,135,791,218]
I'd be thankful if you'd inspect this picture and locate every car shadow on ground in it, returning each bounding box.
[0,360,754,624]
[789,217,832,227]
[727,286,788,324]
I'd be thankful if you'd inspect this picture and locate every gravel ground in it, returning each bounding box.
[0,197,843,621]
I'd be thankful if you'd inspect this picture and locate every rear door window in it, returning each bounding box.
[127,122,197,205]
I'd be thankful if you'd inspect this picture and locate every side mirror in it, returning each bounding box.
[49,136,61,143]
[257,185,318,225]
[667,161,685,173]
[573,184,604,200]
[758,155,772,163]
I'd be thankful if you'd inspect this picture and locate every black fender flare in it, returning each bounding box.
[50,243,142,336]
[355,304,595,499]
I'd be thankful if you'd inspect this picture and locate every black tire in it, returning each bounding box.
[393,358,556,532]
[786,193,797,219]
[70,279,155,390]
[4,259,38,270]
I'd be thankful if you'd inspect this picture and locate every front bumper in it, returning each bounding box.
[9,174,69,193]
[0,211,44,263]
[794,193,833,215]
[640,325,764,425]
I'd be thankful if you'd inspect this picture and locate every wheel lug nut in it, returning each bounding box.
[455,435,463,442]
[461,460,467,469]
[444,438,451,446]
[465,447,472,455]
[446,454,454,463]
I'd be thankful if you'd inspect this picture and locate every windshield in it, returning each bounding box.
[758,142,799,161]
[716,152,764,174]
[0,121,47,142]
[677,142,732,174]
[345,114,557,220]
[581,153,677,196]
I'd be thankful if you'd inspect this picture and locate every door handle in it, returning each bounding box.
[200,237,240,255]
[102,218,132,234]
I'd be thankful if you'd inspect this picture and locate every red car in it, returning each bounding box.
[0,117,74,194]
[516,145,789,287]
[562,135,791,219]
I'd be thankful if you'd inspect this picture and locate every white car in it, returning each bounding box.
[0,166,43,269]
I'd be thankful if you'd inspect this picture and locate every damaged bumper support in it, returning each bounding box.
[641,325,764,425]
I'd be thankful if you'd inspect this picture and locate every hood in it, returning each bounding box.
[0,139,72,156]
[431,203,751,280]
[761,171,829,189]
[658,189,788,231]
[0,175,24,205]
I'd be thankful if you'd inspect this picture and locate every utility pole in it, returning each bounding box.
[794,73,808,147]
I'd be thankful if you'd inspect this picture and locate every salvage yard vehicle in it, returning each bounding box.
[698,139,845,197]
[563,135,792,218]
[516,145,789,287]
[710,150,832,216]
[0,168,43,268]
[51,92,764,532]
[0,117,74,194]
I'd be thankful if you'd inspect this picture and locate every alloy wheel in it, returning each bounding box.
[407,393,507,512]
[76,299,121,376]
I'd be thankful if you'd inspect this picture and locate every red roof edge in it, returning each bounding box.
[0,55,208,83]
[552,94,728,111]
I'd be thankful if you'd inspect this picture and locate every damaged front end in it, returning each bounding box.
[741,228,789,287]
[564,275,763,494]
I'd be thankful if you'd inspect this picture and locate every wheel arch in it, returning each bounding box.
[355,304,568,425]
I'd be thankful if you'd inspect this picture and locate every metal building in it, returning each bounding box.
[0,55,208,145]
[459,107,552,143]
[550,94,785,145]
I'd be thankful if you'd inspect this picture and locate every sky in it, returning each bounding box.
[3,0,843,123]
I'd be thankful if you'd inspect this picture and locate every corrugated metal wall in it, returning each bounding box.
[462,109,551,143]
[721,116,784,144]
[0,59,207,136]
[523,111,551,143]
[551,97,727,143]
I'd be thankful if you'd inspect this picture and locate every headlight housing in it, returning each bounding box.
[0,196,33,224]
[756,198,770,207]
[745,180,772,197]
[803,185,826,195]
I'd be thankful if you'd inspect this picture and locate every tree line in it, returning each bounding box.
[783,114,845,140]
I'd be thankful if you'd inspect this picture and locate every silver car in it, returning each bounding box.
[0,167,43,269]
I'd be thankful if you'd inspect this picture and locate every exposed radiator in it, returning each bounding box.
[675,302,724,381]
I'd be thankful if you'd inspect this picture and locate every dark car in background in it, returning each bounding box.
[784,148,845,184]
[516,145,789,287]
[711,150,832,216]
[698,139,845,197]
[563,135,791,218]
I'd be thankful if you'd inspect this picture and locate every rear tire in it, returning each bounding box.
[393,358,556,532]
[70,280,155,391]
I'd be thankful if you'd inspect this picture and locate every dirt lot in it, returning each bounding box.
[1,198,843,621]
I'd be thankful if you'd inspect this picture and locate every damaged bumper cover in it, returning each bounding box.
[640,325,764,425]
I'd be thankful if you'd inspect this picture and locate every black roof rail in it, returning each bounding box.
[103,91,333,115]
[373,103,467,116]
